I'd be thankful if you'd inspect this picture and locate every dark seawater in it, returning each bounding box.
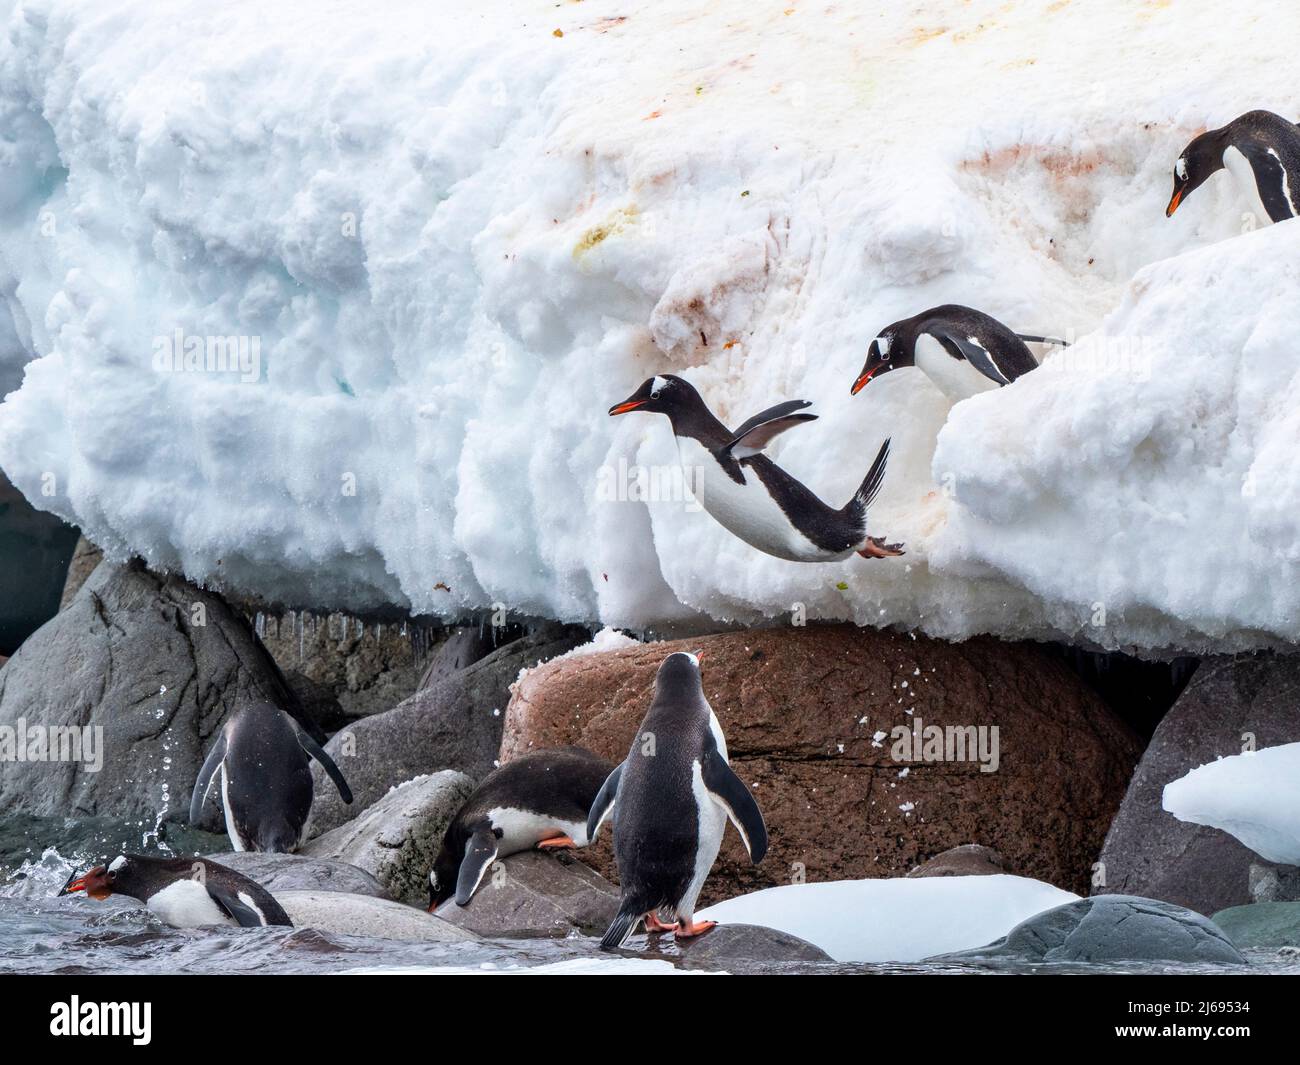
[3,817,1297,976]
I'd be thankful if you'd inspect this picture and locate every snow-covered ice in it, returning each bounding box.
[1163,743,1300,866]
[698,874,1078,963]
[1,1,1298,651]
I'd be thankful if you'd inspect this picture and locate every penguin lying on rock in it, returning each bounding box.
[1167,110,1300,224]
[589,651,767,949]
[609,375,903,562]
[853,304,1062,402]
[427,746,614,911]
[189,701,353,854]
[59,854,292,929]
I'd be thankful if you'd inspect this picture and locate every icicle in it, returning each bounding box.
[298,612,305,662]
[255,611,265,639]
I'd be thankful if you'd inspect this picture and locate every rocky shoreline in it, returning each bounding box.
[3,549,1300,967]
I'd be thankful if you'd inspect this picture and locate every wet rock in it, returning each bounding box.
[1096,653,1300,914]
[417,624,520,690]
[301,770,474,906]
[0,559,323,826]
[667,923,833,965]
[0,471,79,655]
[435,850,620,937]
[306,624,590,835]
[201,852,389,898]
[1211,902,1300,950]
[934,895,1246,965]
[909,844,1009,878]
[283,670,349,734]
[275,889,478,943]
[502,624,1139,904]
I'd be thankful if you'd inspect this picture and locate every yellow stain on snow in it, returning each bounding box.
[573,205,640,259]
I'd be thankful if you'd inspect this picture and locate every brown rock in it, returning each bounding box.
[502,625,1140,905]
[908,843,1009,878]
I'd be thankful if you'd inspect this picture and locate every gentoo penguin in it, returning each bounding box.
[588,651,767,949]
[1166,110,1300,223]
[189,701,353,853]
[427,746,614,911]
[852,305,1058,401]
[58,854,292,929]
[609,375,903,562]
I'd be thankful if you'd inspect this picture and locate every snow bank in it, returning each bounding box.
[1,1,1298,650]
[698,875,1077,963]
[1163,743,1300,866]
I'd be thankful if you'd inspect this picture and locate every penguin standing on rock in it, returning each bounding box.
[588,651,767,950]
[852,305,1059,402]
[189,701,353,853]
[609,375,903,562]
[58,854,292,929]
[427,746,614,911]
[1166,110,1300,224]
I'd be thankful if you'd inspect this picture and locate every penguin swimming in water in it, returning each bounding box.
[1166,110,1300,224]
[609,375,903,562]
[852,305,1060,401]
[59,854,292,928]
[427,746,614,911]
[588,651,767,949]
[189,701,353,853]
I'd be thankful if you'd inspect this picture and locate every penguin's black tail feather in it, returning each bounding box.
[600,906,641,951]
[847,438,891,522]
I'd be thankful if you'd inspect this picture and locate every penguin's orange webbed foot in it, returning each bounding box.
[644,912,679,933]
[674,919,716,939]
[858,537,905,559]
[536,835,577,850]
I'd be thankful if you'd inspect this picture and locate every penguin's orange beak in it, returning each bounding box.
[608,399,646,416]
[851,367,880,395]
[59,867,111,900]
[1166,188,1185,217]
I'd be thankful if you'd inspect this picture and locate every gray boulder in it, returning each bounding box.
[306,624,589,835]
[275,890,478,943]
[1211,902,1300,950]
[435,850,619,937]
[934,895,1246,965]
[1095,653,1300,914]
[301,770,474,906]
[201,852,388,898]
[416,624,519,690]
[909,844,1009,878]
[667,923,833,965]
[0,559,321,827]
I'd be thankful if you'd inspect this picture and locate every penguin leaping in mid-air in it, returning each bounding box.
[589,650,767,949]
[1166,110,1300,224]
[190,701,353,854]
[609,375,903,562]
[59,854,292,929]
[852,304,1062,402]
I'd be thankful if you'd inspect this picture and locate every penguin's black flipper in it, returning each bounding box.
[454,826,499,906]
[721,400,817,459]
[295,729,354,804]
[1016,333,1068,347]
[701,750,768,864]
[206,884,269,928]
[586,761,623,842]
[1235,141,1295,222]
[189,732,228,825]
[932,330,1016,385]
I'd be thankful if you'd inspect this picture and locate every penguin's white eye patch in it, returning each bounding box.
[429,870,439,889]
[876,335,891,357]
[1175,157,1187,180]
[650,375,668,397]
[109,855,127,872]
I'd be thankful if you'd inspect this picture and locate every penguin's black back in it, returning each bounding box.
[611,669,716,914]
[224,704,313,851]
[456,746,614,827]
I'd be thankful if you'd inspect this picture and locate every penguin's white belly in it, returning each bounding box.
[1223,145,1274,223]
[675,437,835,562]
[486,806,588,853]
[146,880,235,929]
[915,334,998,401]
[679,760,727,919]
